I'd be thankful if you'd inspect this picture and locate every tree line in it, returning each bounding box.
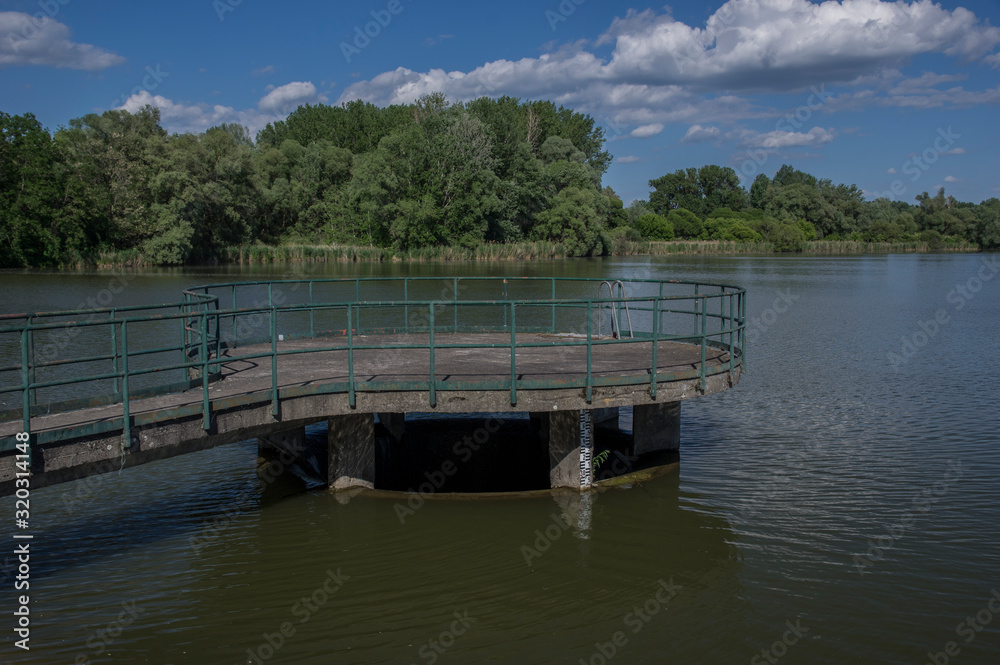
[631,164,1000,252]
[2,95,997,267]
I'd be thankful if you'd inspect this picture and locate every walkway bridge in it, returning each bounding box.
[0,277,746,495]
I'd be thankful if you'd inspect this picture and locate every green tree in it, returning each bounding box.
[55,106,167,251]
[634,213,674,240]
[0,112,69,266]
[667,209,703,238]
[530,187,605,255]
[974,198,1000,249]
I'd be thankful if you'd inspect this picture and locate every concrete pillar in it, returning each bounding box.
[328,413,375,490]
[546,409,594,489]
[377,412,406,442]
[633,402,681,457]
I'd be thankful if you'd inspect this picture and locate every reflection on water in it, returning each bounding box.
[1,253,999,664]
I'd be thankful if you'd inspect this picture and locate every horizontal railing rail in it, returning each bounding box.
[0,277,746,462]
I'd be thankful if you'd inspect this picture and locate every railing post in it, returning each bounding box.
[651,298,659,400]
[428,304,436,407]
[502,279,508,330]
[355,280,361,332]
[213,308,221,375]
[200,313,210,430]
[25,319,35,408]
[586,300,593,404]
[270,307,279,418]
[347,305,356,409]
[550,279,556,333]
[729,293,735,375]
[693,284,700,336]
[110,310,121,395]
[453,277,459,332]
[121,320,131,449]
[700,295,708,393]
[309,281,315,338]
[404,279,410,333]
[20,328,30,461]
[741,291,748,372]
[509,302,517,406]
[231,284,238,349]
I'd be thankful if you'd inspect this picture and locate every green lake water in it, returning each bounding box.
[1,253,998,664]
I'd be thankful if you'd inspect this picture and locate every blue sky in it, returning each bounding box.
[1,0,999,205]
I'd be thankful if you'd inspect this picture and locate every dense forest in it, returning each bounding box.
[1,94,998,267]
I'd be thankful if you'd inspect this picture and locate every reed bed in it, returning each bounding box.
[64,238,982,268]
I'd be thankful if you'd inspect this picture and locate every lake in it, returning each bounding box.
[1,253,998,664]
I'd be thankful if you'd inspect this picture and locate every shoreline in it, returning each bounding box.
[16,239,984,270]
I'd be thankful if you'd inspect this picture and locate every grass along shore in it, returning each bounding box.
[69,238,981,268]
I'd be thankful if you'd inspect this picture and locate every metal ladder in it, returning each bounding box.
[597,280,633,339]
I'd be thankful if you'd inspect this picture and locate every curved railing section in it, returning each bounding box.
[0,277,745,459]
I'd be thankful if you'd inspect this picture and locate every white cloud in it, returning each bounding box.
[943,148,966,155]
[602,1,1000,90]
[740,127,836,149]
[681,124,722,144]
[888,71,967,94]
[117,81,327,136]
[630,123,664,138]
[337,0,1000,135]
[0,11,123,70]
[258,81,327,114]
[616,155,642,163]
[943,175,961,183]
[887,167,897,174]
[253,65,278,76]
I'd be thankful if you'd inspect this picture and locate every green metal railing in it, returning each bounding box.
[0,277,746,462]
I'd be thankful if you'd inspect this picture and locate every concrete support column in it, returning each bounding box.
[376,412,406,442]
[545,409,594,489]
[328,413,375,490]
[633,401,681,457]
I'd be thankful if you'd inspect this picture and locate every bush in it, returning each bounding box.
[918,229,944,250]
[703,218,762,242]
[668,209,703,238]
[748,217,806,251]
[610,226,643,242]
[797,219,817,241]
[863,220,905,242]
[634,213,675,240]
